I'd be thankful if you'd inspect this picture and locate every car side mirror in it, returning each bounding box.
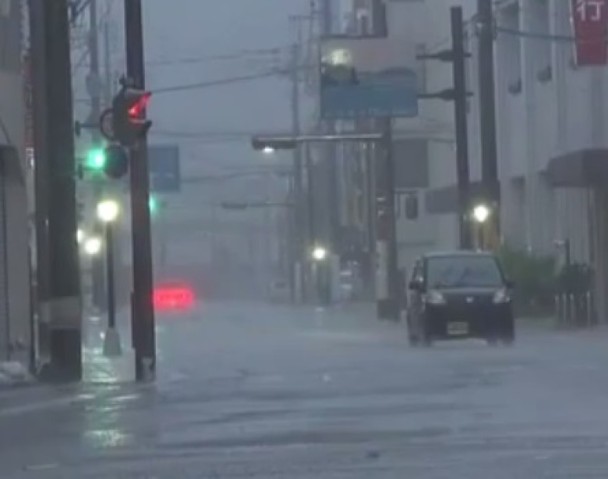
[505,279,515,289]
[409,280,423,291]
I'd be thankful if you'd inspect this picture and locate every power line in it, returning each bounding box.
[146,46,287,67]
[151,65,311,94]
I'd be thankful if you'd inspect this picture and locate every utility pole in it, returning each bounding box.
[477,0,500,247]
[375,119,399,320]
[123,0,156,382]
[290,40,303,303]
[103,20,113,107]
[29,0,82,381]
[451,6,472,249]
[417,6,473,250]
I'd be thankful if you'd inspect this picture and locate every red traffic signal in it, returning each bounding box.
[112,86,152,146]
[128,91,151,118]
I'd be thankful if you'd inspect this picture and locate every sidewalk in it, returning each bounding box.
[82,310,135,384]
[0,361,33,388]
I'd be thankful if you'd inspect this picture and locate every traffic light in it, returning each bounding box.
[103,144,129,179]
[149,195,159,214]
[112,85,152,146]
[85,148,107,171]
[83,144,129,179]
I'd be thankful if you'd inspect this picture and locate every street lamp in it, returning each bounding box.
[96,199,120,223]
[262,146,275,154]
[472,203,490,224]
[83,236,102,256]
[310,245,330,306]
[96,198,122,357]
[471,203,491,250]
[312,245,328,262]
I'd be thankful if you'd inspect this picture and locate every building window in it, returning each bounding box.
[395,190,419,220]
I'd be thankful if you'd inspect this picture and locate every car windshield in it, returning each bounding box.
[426,256,504,289]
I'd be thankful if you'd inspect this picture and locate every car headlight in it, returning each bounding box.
[493,288,511,304]
[425,290,446,305]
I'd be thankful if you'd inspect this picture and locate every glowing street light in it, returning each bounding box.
[472,204,491,224]
[95,198,122,357]
[83,236,102,256]
[312,246,328,262]
[96,199,120,223]
[262,146,275,154]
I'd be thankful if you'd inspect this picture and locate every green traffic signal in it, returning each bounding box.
[86,148,107,170]
[149,196,158,214]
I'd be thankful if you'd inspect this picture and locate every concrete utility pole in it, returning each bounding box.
[451,6,472,250]
[123,0,157,382]
[374,119,400,321]
[477,0,500,247]
[103,20,113,107]
[29,0,82,381]
[289,39,302,303]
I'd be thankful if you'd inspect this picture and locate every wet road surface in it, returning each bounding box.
[2,303,608,478]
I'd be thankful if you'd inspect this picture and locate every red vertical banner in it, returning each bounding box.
[571,0,608,66]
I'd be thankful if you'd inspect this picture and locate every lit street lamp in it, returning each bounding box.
[472,203,490,224]
[311,246,328,262]
[311,245,330,306]
[83,236,102,256]
[96,199,122,357]
[471,203,491,250]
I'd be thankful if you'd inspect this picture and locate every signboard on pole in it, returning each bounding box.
[319,36,418,119]
[571,0,608,66]
[148,145,181,193]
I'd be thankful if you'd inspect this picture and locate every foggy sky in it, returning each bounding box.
[143,0,312,177]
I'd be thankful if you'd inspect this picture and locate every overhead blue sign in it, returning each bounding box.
[320,37,419,120]
[148,145,180,193]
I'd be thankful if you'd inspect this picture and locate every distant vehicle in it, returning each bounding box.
[268,279,289,303]
[406,251,515,346]
[153,281,195,312]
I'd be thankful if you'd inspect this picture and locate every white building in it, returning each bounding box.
[336,0,608,319]
[390,0,608,319]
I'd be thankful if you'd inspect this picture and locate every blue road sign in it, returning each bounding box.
[148,145,180,193]
[320,37,419,120]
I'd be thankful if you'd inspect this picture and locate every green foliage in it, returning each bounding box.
[496,245,557,315]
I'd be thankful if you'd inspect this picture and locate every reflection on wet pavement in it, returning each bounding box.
[2,303,608,478]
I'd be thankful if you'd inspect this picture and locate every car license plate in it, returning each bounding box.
[447,322,468,336]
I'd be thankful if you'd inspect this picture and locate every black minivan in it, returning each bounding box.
[406,251,515,346]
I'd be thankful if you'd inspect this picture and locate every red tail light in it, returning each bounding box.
[153,284,195,311]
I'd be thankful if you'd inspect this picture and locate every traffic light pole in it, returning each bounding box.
[123,0,156,382]
[375,119,400,321]
[29,0,82,381]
